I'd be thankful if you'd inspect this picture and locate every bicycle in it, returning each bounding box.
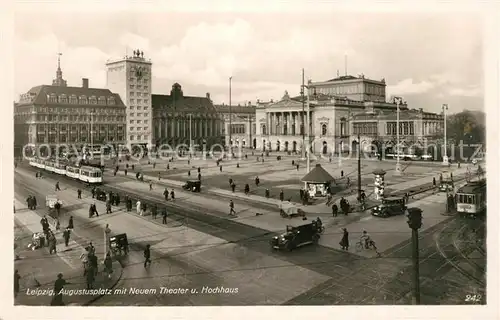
[355,239,381,257]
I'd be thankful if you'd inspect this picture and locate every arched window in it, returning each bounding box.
[340,118,347,136]
[262,124,267,135]
[321,124,327,136]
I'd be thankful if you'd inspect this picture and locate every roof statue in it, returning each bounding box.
[282,90,290,100]
[301,164,335,183]
[141,51,144,58]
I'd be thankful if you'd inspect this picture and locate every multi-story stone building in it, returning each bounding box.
[14,57,126,156]
[214,102,256,149]
[255,74,411,155]
[152,83,223,149]
[350,108,444,153]
[105,50,153,150]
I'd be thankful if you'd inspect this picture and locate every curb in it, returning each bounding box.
[83,260,123,306]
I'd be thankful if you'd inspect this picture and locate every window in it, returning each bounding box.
[143,106,148,110]
[144,126,149,131]
[107,97,115,105]
[137,99,142,104]
[130,99,135,104]
[144,112,149,117]
[137,85,142,89]
[130,113,135,117]
[144,135,149,140]
[137,113,142,117]
[130,85,134,89]
[60,95,68,103]
[130,127,134,131]
[321,124,327,136]
[130,106,134,110]
[144,120,148,124]
[137,120,142,124]
[137,135,142,140]
[262,124,267,135]
[144,86,149,90]
[130,135,135,140]
[130,92,135,96]
[144,99,149,104]
[137,127,142,131]
[79,96,87,104]
[98,97,106,105]
[409,122,414,135]
[130,120,134,124]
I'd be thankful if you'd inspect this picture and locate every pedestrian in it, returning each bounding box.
[163,188,169,201]
[136,200,141,214]
[115,194,121,206]
[167,164,170,170]
[149,182,153,191]
[197,167,201,173]
[296,164,299,171]
[51,273,69,306]
[144,244,152,268]
[127,198,132,211]
[341,170,344,177]
[153,162,156,169]
[124,169,128,176]
[220,165,223,172]
[299,189,304,201]
[49,233,57,254]
[86,265,95,289]
[132,164,135,171]
[93,202,99,217]
[162,208,167,224]
[32,196,37,210]
[14,270,20,298]
[63,228,70,246]
[170,189,175,201]
[54,201,61,217]
[198,173,201,181]
[255,176,260,186]
[67,216,74,230]
[326,194,333,206]
[35,172,39,179]
[433,177,436,187]
[77,189,82,199]
[244,184,250,195]
[151,204,158,220]
[55,181,61,191]
[231,183,236,193]
[91,187,96,198]
[229,200,236,216]
[26,195,32,209]
[55,218,60,231]
[229,178,233,186]
[104,252,113,279]
[106,199,112,214]
[340,228,349,250]
[332,204,338,217]
[279,189,284,202]
[265,188,270,198]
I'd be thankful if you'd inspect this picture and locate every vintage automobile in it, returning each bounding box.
[439,179,454,192]
[270,219,322,251]
[109,233,129,256]
[95,188,107,201]
[182,180,201,192]
[279,201,306,218]
[371,196,407,218]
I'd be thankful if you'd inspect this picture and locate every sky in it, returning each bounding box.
[14,11,483,113]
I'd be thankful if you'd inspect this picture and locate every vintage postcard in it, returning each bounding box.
[1,1,498,319]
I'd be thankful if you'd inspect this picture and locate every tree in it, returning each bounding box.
[447,110,485,145]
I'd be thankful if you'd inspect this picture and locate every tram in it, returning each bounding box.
[455,179,486,216]
[28,157,103,184]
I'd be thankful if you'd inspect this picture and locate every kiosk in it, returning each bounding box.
[301,164,335,198]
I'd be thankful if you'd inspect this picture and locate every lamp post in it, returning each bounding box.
[229,76,232,153]
[395,98,402,174]
[189,113,192,155]
[406,207,423,305]
[357,133,362,201]
[442,104,449,165]
[301,68,306,160]
[90,109,94,159]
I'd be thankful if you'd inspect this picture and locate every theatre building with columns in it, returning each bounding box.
[255,74,443,155]
[152,83,223,149]
[214,103,256,149]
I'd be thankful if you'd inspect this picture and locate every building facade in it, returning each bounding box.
[350,108,444,153]
[214,103,256,148]
[152,83,223,149]
[14,58,126,156]
[255,75,412,155]
[105,50,153,149]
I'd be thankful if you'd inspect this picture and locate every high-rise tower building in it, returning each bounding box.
[105,49,153,150]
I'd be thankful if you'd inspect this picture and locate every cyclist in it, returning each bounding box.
[360,230,375,249]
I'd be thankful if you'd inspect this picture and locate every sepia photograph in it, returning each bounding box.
[6,2,498,315]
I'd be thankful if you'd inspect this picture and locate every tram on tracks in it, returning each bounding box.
[28,157,103,184]
[455,179,486,217]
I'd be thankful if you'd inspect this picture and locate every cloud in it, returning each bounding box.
[387,78,435,96]
[448,86,482,98]
[119,32,151,53]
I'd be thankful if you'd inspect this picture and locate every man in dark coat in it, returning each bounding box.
[51,273,69,306]
[265,188,270,198]
[163,188,169,201]
[170,189,175,201]
[332,204,338,217]
[151,204,158,220]
[255,176,260,186]
[77,189,82,199]
[340,228,349,250]
[162,208,167,224]
[279,189,284,202]
[67,216,74,230]
[106,199,112,214]
[144,244,152,268]
[63,228,71,246]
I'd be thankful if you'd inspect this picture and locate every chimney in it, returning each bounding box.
[206,92,211,100]
[82,78,89,88]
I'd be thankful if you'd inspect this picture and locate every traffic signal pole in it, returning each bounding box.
[411,228,421,304]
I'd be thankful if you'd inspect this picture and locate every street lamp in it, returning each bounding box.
[300,83,312,174]
[90,109,95,159]
[189,113,192,155]
[395,97,402,174]
[229,76,232,152]
[442,104,449,165]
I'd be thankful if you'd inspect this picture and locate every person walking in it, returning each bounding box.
[255,176,260,187]
[265,188,270,198]
[67,216,74,230]
[331,202,338,217]
[163,188,169,201]
[144,244,152,268]
[136,200,141,215]
[231,183,236,193]
[86,264,95,289]
[14,270,21,298]
[149,182,153,191]
[151,204,158,220]
[92,202,99,217]
[279,189,284,202]
[340,228,349,250]
[51,273,69,306]
[77,189,82,199]
[106,199,112,214]
[91,187,96,199]
[103,252,113,279]
[55,181,61,191]
[170,189,175,201]
[63,228,71,246]
[229,200,236,216]
[162,208,167,224]
[244,184,250,195]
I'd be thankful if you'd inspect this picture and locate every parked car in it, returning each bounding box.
[439,180,454,192]
[371,196,407,218]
